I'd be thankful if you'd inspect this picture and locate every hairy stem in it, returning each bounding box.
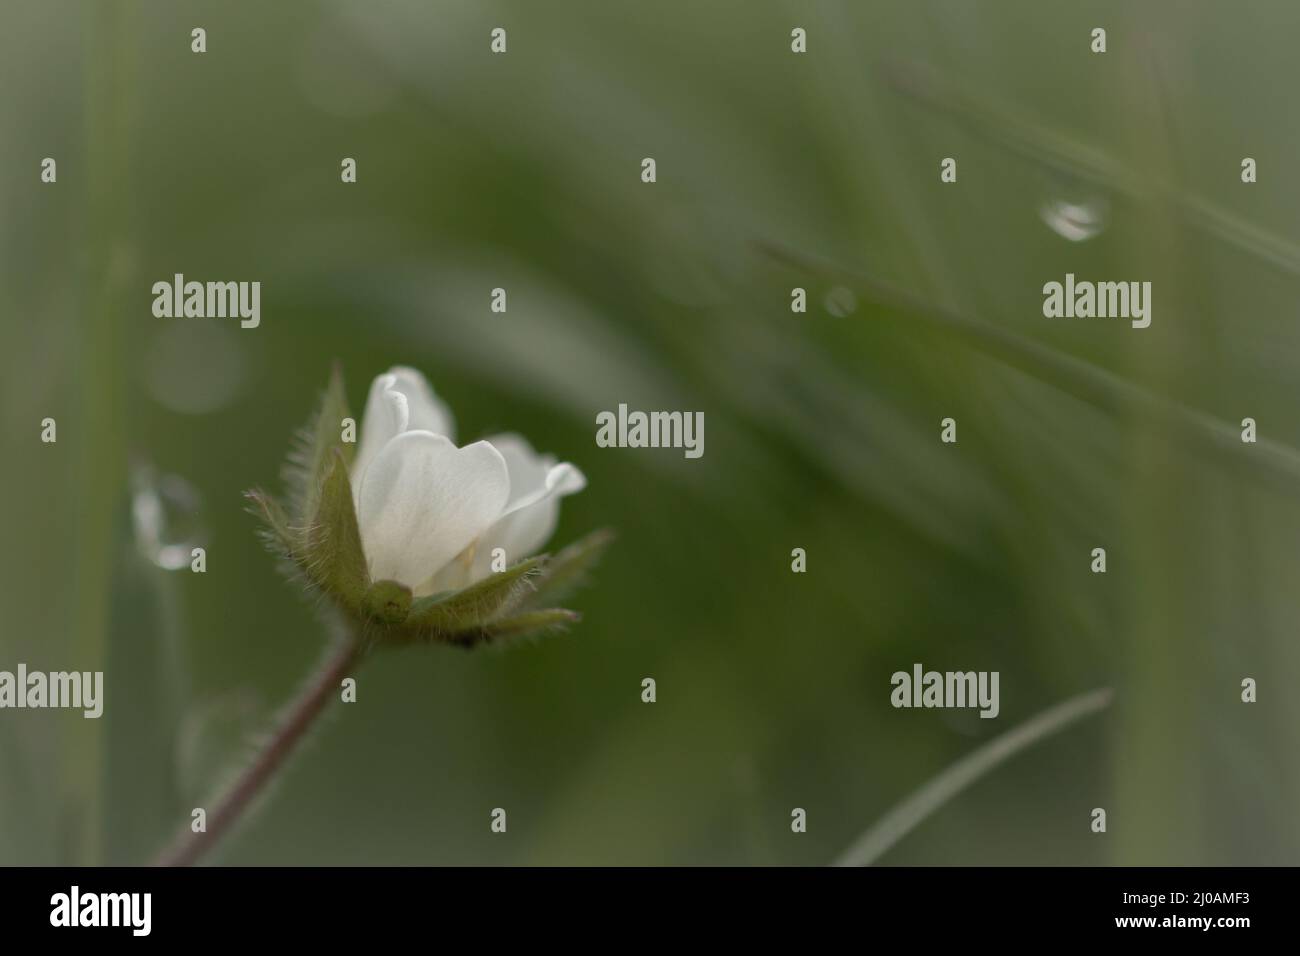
[152,636,362,867]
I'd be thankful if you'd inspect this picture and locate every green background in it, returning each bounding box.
[1,0,1296,865]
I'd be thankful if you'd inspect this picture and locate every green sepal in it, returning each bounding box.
[244,487,296,559]
[403,555,548,638]
[361,579,413,625]
[520,528,614,610]
[301,448,370,606]
[445,608,582,648]
[285,362,353,533]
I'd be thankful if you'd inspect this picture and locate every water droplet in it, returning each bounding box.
[823,286,858,317]
[131,465,207,571]
[1039,190,1109,242]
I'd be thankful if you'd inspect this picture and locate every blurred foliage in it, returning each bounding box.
[1,0,1297,864]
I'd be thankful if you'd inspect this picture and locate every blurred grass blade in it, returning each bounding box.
[834,688,1113,867]
[760,241,1300,492]
[883,60,1300,276]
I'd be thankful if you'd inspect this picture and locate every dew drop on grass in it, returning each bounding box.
[1039,193,1109,242]
[131,465,208,571]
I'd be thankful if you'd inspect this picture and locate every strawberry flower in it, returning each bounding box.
[248,365,608,646]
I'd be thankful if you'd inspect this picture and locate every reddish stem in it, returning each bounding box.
[152,638,361,867]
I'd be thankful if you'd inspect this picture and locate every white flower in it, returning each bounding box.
[350,367,585,596]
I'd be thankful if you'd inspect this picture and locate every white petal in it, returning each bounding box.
[386,366,455,440]
[352,368,456,491]
[356,431,509,589]
[487,433,553,508]
[468,435,586,580]
[421,555,473,596]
